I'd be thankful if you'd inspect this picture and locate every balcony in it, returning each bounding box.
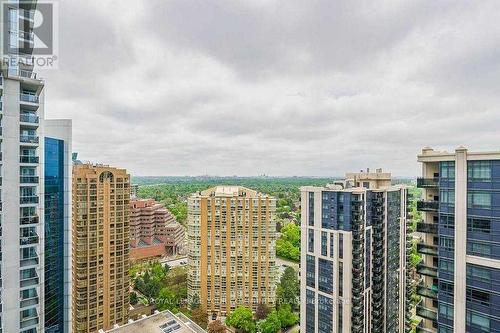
[417,243,438,256]
[20,196,39,204]
[20,176,39,184]
[416,305,437,321]
[417,284,438,299]
[417,177,439,188]
[20,236,39,246]
[20,93,39,104]
[20,135,39,144]
[416,264,438,277]
[20,114,39,125]
[417,200,439,212]
[20,156,39,164]
[20,216,39,225]
[416,222,438,234]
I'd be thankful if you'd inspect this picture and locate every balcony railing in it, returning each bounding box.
[20,176,39,184]
[20,196,39,204]
[20,216,39,225]
[416,264,438,277]
[417,284,438,299]
[20,114,39,124]
[20,93,39,104]
[417,243,438,256]
[416,222,438,234]
[20,236,39,246]
[416,305,437,321]
[417,200,439,212]
[20,156,39,164]
[417,177,439,188]
[20,135,39,144]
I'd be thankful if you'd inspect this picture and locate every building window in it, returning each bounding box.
[440,214,455,229]
[466,310,490,331]
[306,290,315,333]
[438,303,454,320]
[440,161,455,179]
[318,259,333,294]
[466,288,490,306]
[306,255,316,288]
[308,192,315,226]
[467,218,491,234]
[329,234,334,258]
[308,229,315,253]
[318,295,333,333]
[466,264,491,283]
[439,236,455,252]
[467,241,492,258]
[439,259,454,274]
[439,281,454,297]
[468,161,491,181]
[338,302,343,332]
[321,232,327,256]
[439,189,455,205]
[338,262,343,297]
[338,234,343,259]
[467,192,491,209]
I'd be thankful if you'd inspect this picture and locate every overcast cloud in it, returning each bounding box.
[38,0,500,177]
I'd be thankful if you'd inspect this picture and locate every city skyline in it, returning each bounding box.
[37,0,500,177]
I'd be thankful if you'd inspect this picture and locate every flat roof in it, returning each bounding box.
[102,310,205,333]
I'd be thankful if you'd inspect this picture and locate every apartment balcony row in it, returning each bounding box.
[20,215,39,225]
[20,93,39,105]
[417,177,439,188]
[416,222,438,234]
[417,200,439,212]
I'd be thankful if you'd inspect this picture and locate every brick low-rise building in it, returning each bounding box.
[130,199,185,261]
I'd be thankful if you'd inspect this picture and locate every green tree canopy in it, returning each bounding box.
[259,311,281,333]
[226,306,256,333]
[276,267,299,311]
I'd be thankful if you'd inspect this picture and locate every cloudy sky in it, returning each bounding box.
[38,0,500,177]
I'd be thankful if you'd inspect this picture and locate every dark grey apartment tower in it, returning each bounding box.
[300,170,409,333]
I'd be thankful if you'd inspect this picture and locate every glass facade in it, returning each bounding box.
[44,138,65,333]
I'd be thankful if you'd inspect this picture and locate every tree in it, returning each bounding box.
[208,320,226,333]
[192,307,208,329]
[276,267,299,311]
[157,287,177,311]
[226,306,256,333]
[255,303,270,320]
[277,304,298,329]
[259,311,281,333]
[130,291,138,305]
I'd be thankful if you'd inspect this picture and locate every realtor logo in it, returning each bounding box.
[2,0,58,69]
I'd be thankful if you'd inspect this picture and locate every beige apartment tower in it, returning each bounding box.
[187,186,277,319]
[72,164,131,333]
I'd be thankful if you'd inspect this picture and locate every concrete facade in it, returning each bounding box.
[72,164,131,333]
[187,186,277,319]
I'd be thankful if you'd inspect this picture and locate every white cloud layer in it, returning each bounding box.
[39,0,500,176]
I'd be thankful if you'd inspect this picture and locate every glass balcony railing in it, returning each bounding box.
[416,264,438,277]
[417,284,438,299]
[417,200,439,212]
[417,243,438,256]
[20,176,39,184]
[20,196,39,204]
[20,135,39,144]
[20,235,39,246]
[417,177,439,188]
[20,93,39,104]
[416,222,438,234]
[416,305,437,321]
[20,114,39,124]
[20,156,39,163]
